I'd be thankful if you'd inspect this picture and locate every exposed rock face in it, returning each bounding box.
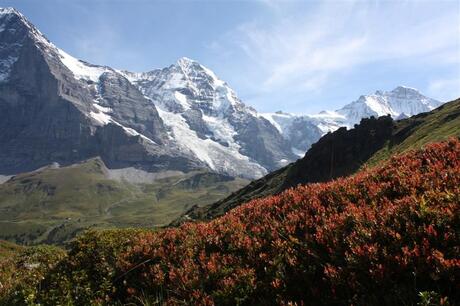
[0,8,201,175]
[281,116,395,189]
[0,11,92,173]
[229,113,293,170]
[96,72,167,145]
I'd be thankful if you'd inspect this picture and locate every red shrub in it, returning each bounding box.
[117,139,460,305]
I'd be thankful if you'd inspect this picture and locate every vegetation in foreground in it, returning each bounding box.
[0,139,459,305]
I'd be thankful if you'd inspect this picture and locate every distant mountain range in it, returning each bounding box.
[261,86,442,154]
[0,7,443,179]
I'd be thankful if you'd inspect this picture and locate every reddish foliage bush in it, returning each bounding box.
[113,139,459,305]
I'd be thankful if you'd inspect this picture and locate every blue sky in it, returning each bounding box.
[2,0,460,113]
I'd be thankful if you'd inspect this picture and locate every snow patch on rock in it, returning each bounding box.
[157,108,267,178]
[57,49,112,82]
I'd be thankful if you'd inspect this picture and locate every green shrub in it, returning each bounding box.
[0,245,66,305]
[37,228,153,305]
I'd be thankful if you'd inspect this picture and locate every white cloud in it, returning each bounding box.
[428,77,460,102]
[218,1,460,95]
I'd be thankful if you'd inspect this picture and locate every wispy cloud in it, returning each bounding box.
[428,77,460,102]
[214,0,460,99]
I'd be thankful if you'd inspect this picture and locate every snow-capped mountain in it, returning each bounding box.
[261,86,442,154]
[0,7,444,179]
[120,58,295,177]
[0,8,293,178]
[337,86,442,125]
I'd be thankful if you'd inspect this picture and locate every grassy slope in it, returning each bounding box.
[0,159,248,245]
[183,98,460,222]
[0,240,23,261]
[367,99,460,165]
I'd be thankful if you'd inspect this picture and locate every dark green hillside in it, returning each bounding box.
[182,98,460,222]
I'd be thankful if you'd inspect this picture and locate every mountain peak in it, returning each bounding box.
[175,57,209,75]
[337,86,442,125]
[0,7,22,17]
[393,85,418,91]
[176,56,197,66]
[171,56,228,91]
[0,6,53,49]
[374,86,420,97]
[0,7,55,82]
[0,7,34,30]
[390,85,420,95]
[174,57,215,78]
[0,7,29,29]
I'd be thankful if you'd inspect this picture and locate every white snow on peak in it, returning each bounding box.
[124,57,244,115]
[0,7,55,51]
[0,7,18,15]
[119,57,269,178]
[2,8,442,176]
[261,109,346,136]
[57,49,112,82]
[176,57,226,87]
[0,7,115,84]
[176,56,196,68]
[0,7,21,27]
[0,8,28,82]
[337,86,442,125]
[260,86,442,155]
[390,85,420,93]
[0,8,25,25]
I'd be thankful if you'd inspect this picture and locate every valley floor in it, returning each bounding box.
[0,160,248,245]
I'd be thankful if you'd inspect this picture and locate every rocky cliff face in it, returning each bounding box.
[0,8,201,175]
